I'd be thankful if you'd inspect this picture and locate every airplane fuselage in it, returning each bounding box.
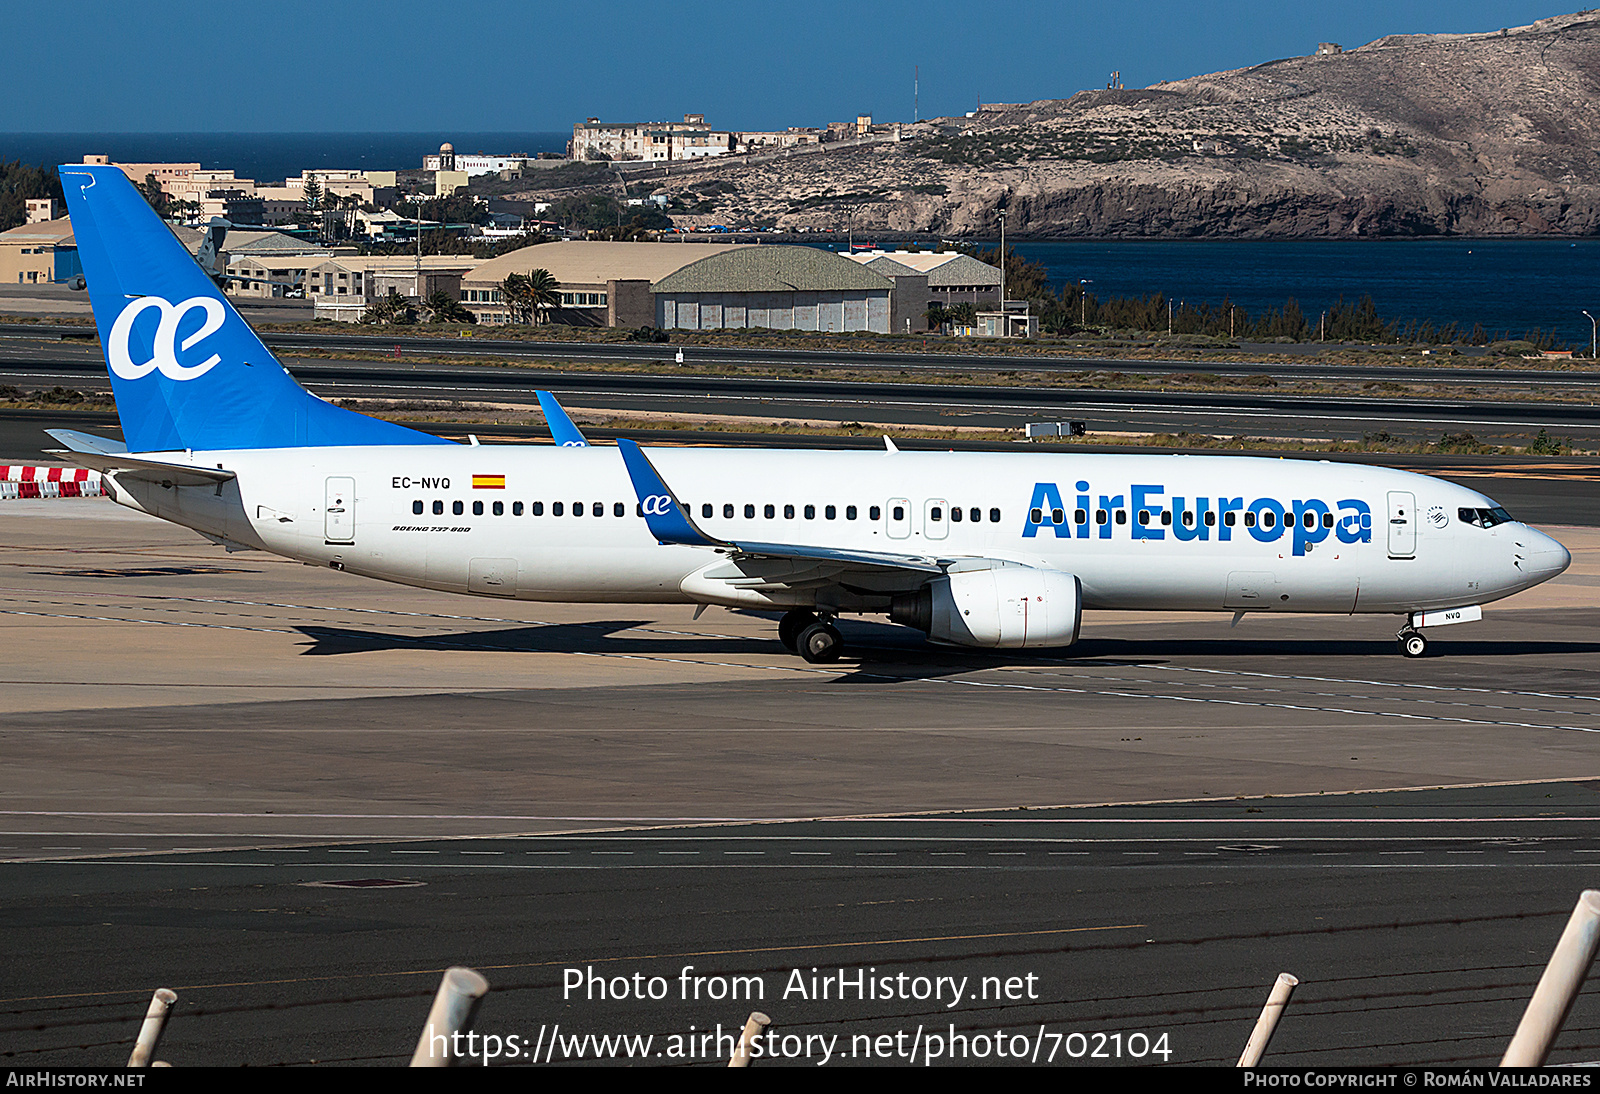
[103,445,1570,617]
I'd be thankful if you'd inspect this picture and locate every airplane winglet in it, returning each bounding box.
[536,391,590,447]
[616,438,723,547]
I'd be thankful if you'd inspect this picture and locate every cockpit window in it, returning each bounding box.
[1458,506,1514,528]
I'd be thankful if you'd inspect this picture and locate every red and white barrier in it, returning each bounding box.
[0,466,104,499]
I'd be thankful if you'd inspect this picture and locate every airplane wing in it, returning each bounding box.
[615,438,942,574]
[536,391,590,447]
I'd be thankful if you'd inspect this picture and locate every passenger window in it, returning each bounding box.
[784,504,795,519]
[702,503,713,518]
[1204,511,1215,526]
[892,505,905,521]
[472,501,484,516]
[1030,507,1043,525]
[453,501,464,516]
[765,504,775,519]
[616,502,626,517]
[989,508,1001,523]
[870,506,882,521]
[1161,511,1172,527]
[970,508,980,523]
[573,502,585,517]
[552,501,564,516]
[1115,510,1127,525]
[1321,512,1333,528]
[1243,511,1256,528]
[1181,511,1192,526]
[847,506,857,520]
[1137,510,1149,525]
[1096,509,1108,525]
[825,505,836,520]
[532,501,544,516]
[724,503,734,519]
[1075,508,1087,524]
[1050,508,1062,525]
[804,505,815,519]
[412,500,423,515]
[593,501,602,516]
[493,501,503,516]
[433,500,444,515]
[1223,512,1235,527]
[1263,511,1276,529]
[745,504,755,518]
[513,501,524,516]
[950,507,962,522]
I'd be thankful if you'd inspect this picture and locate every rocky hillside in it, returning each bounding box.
[519,11,1600,238]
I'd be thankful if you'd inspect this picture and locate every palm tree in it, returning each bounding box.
[361,288,414,325]
[424,290,475,324]
[500,273,533,324]
[526,268,560,324]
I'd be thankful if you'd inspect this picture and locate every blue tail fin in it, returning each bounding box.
[535,390,590,447]
[57,164,449,453]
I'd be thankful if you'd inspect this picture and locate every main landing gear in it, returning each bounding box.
[1397,626,1429,658]
[778,609,844,664]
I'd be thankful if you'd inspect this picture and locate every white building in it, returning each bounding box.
[422,143,531,176]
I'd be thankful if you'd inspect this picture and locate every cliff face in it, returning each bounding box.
[549,11,1600,238]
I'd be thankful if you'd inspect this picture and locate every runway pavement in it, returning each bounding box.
[6,334,1600,449]
[2,500,1600,1066]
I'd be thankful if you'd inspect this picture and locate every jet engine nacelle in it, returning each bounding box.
[891,565,1082,649]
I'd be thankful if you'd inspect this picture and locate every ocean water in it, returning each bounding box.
[0,132,568,187]
[1003,239,1600,347]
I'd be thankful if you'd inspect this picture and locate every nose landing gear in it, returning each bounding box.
[1397,626,1429,658]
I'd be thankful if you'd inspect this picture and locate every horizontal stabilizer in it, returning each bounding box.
[44,429,128,456]
[45,449,235,487]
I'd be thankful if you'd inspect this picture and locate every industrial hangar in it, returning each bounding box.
[458,240,932,333]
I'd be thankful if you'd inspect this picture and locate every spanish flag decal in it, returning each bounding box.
[472,474,506,489]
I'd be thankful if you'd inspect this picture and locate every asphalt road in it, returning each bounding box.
[0,320,1580,384]
[6,786,1600,1067]
[4,337,1600,449]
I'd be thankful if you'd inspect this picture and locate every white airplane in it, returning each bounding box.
[47,164,1571,663]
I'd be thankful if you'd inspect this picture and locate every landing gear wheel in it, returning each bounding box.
[1398,631,1428,658]
[778,610,818,652]
[796,620,844,664]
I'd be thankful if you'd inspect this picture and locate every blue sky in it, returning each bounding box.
[4,0,1572,132]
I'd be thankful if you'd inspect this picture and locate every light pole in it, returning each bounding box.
[1585,310,1596,359]
[1079,279,1091,328]
[997,208,1006,336]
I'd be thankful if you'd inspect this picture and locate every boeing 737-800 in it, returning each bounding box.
[46,164,1571,663]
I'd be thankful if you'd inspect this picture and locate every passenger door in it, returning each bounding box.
[324,476,355,544]
[1387,491,1416,559]
[923,498,949,540]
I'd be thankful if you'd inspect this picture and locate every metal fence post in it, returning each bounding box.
[410,967,490,1067]
[728,1011,771,1067]
[127,988,177,1068]
[1236,973,1299,1067]
[1502,890,1600,1067]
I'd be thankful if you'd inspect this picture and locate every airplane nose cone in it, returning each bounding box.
[1519,529,1571,580]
